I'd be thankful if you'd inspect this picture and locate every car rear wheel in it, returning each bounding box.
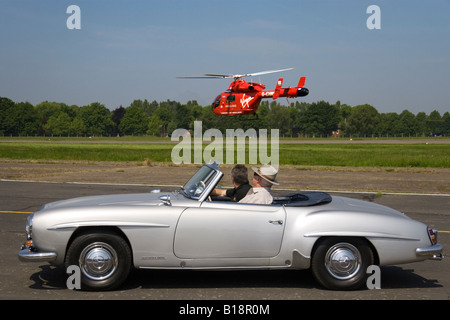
[65,230,132,291]
[311,237,374,290]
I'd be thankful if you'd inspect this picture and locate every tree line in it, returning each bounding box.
[0,96,449,138]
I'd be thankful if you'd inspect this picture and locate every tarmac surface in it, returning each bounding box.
[1,180,448,303]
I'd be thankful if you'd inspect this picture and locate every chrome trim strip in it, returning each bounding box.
[47,221,170,230]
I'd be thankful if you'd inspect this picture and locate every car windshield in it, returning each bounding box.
[181,165,218,199]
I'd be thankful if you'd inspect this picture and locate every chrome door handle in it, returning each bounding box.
[269,220,283,225]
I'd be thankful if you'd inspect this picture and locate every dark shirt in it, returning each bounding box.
[225,183,252,202]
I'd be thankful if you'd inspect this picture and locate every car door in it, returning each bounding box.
[173,202,286,260]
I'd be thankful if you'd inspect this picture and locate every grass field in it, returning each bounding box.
[1,137,449,168]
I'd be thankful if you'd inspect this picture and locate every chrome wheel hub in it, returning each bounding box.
[325,243,361,280]
[79,242,118,280]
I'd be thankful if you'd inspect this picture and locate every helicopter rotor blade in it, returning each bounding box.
[176,76,227,79]
[177,68,294,80]
[203,74,235,78]
[242,67,294,78]
[177,74,236,79]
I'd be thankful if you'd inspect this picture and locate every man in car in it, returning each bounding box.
[212,164,252,202]
[239,164,279,205]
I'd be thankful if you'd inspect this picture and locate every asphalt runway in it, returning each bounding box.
[1,180,449,303]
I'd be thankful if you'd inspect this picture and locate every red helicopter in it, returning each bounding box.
[178,68,309,116]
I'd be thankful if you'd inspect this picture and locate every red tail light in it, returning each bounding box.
[427,227,438,245]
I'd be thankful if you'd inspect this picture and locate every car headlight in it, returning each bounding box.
[25,213,34,240]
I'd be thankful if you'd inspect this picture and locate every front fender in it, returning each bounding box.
[30,205,186,266]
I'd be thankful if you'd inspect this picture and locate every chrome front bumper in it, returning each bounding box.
[416,243,444,260]
[18,247,57,262]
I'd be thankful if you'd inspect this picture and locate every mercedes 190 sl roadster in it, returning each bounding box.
[18,162,443,291]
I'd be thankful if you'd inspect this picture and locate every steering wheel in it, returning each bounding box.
[194,181,206,196]
[196,181,212,201]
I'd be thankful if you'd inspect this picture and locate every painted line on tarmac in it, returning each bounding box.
[0,178,180,188]
[0,210,32,214]
[293,189,450,197]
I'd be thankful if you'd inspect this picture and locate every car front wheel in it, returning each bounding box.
[65,230,132,291]
[311,237,374,290]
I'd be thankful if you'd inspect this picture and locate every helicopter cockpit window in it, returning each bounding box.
[226,95,235,102]
[212,95,221,108]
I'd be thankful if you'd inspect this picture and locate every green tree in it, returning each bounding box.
[415,112,428,137]
[43,112,72,136]
[119,105,149,135]
[247,101,269,130]
[68,116,87,136]
[427,110,443,134]
[6,102,39,136]
[129,99,159,117]
[339,104,352,136]
[347,104,380,137]
[147,114,163,136]
[0,97,15,135]
[397,110,419,137]
[266,103,292,137]
[198,105,220,132]
[111,106,126,136]
[378,112,399,137]
[151,101,178,136]
[35,101,71,135]
[79,102,114,136]
[174,103,194,130]
[298,101,340,137]
[187,100,203,121]
[442,112,450,136]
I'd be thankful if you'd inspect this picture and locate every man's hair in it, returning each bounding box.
[231,164,249,185]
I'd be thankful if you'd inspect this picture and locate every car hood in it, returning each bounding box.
[41,192,173,210]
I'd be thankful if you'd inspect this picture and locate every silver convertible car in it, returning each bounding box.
[19,162,443,291]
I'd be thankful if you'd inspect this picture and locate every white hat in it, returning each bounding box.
[251,165,279,185]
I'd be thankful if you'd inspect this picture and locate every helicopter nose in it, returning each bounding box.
[297,87,309,97]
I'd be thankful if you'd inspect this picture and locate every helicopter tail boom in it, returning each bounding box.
[266,76,309,99]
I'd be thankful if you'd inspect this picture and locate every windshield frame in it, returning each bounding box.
[181,163,223,201]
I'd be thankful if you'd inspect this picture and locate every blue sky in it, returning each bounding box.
[1,0,449,115]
